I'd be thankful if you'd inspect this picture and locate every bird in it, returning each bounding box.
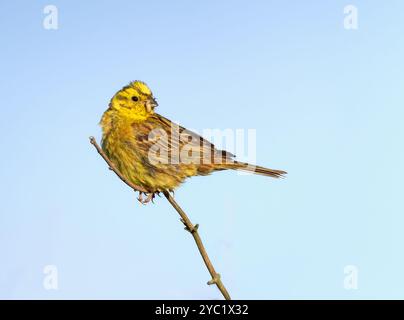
[100,81,286,204]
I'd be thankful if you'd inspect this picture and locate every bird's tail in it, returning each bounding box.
[219,161,287,178]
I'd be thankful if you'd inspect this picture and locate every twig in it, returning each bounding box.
[163,191,231,300]
[89,136,231,300]
[89,136,147,193]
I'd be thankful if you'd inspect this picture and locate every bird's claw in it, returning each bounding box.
[137,192,156,205]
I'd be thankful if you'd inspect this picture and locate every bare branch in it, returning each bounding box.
[89,136,147,193]
[163,191,231,300]
[89,136,231,300]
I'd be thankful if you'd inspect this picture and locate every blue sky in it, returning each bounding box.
[0,0,403,299]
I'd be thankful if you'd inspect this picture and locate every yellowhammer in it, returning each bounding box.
[100,81,286,203]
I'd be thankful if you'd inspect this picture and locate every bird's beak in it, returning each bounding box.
[145,97,158,113]
[151,97,158,108]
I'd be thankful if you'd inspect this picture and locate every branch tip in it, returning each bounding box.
[89,137,148,193]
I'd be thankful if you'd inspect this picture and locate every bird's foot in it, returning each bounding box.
[137,192,156,205]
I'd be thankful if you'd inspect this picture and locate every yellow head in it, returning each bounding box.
[109,81,158,121]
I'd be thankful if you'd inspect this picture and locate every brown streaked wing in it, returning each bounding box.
[132,113,235,165]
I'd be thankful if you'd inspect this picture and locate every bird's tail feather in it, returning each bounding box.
[220,161,287,178]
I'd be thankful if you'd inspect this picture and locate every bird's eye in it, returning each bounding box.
[131,96,139,102]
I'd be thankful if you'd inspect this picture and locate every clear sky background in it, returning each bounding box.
[0,1,403,299]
